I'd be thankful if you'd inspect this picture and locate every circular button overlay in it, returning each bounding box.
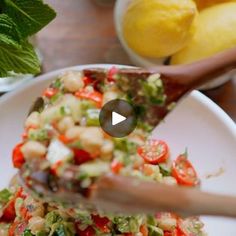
[99,99,137,138]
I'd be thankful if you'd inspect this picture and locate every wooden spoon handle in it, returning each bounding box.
[151,47,236,88]
[92,174,236,217]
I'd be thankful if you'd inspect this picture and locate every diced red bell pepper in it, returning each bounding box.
[83,76,93,87]
[1,199,16,222]
[22,125,38,140]
[75,89,103,108]
[107,66,118,82]
[19,207,31,222]
[50,161,63,176]
[58,134,72,144]
[92,214,111,233]
[74,148,93,165]
[140,224,148,236]
[8,221,27,236]
[43,87,58,98]
[8,221,19,236]
[111,160,123,174]
[12,143,25,169]
[15,187,26,200]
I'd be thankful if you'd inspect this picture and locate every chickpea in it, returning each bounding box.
[28,216,45,234]
[100,140,114,160]
[80,127,104,154]
[57,116,75,133]
[162,176,177,186]
[0,225,8,236]
[158,217,177,231]
[25,111,40,129]
[65,126,86,140]
[103,91,119,105]
[21,141,47,160]
[61,71,84,92]
[24,196,45,217]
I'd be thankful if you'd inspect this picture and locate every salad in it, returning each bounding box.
[0,68,206,235]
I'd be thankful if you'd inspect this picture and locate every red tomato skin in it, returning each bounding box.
[74,149,93,165]
[172,155,198,187]
[1,199,16,222]
[164,229,184,236]
[43,87,58,98]
[8,221,19,236]
[92,214,111,233]
[83,76,93,86]
[111,160,123,174]
[75,225,95,236]
[107,66,118,82]
[50,161,62,176]
[75,89,103,108]
[137,140,169,164]
[8,221,27,236]
[12,143,25,169]
[19,206,31,222]
[58,134,72,144]
[140,224,148,236]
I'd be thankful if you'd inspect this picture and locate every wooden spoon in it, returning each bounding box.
[19,165,236,218]
[84,46,236,126]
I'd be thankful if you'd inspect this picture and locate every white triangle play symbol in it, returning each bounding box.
[112,111,127,126]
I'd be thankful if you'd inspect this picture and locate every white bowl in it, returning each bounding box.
[0,64,236,235]
[114,0,235,90]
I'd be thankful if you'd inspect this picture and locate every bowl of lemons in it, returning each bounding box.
[114,0,236,90]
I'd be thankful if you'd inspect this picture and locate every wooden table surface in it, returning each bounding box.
[38,0,236,122]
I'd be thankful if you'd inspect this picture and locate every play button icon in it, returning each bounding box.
[112,112,126,126]
[99,99,137,138]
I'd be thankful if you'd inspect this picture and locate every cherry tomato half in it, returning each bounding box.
[172,154,199,187]
[75,89,103,108]
[12,143,25,169]
[137,140,169,164]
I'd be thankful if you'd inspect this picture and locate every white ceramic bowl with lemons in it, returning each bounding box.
[114,0,167,68]
[114,0,236,90]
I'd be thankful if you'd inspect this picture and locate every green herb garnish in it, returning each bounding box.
[22,229,33,236]
[0,0,56,77]
[0,188,12,203]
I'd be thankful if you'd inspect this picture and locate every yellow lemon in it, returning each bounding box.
[122,0,198,58]
[171,2,236,65]
[194,0,235,10]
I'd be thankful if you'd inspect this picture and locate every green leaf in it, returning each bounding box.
[0,36,40,77]
[148,225,164,236]
[2,0,56,38]
[0,14,22,42]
